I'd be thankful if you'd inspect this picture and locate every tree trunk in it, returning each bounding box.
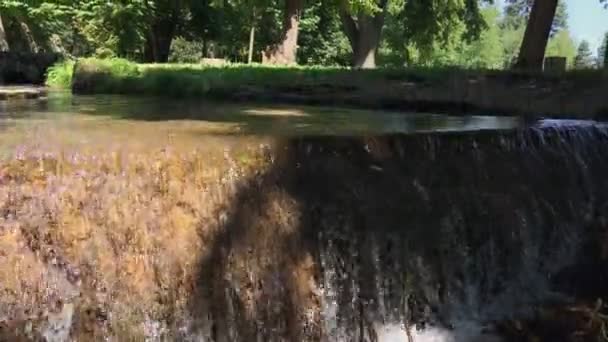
[0,12,8,51]
[142,1,179,64]
[350,17,383,68]
[144,21,175,63]
[514,0,558,71]
[248,24,255,64]
[339,0,387,69]
[262,0,303,65]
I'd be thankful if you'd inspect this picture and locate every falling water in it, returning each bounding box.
[3,95,608,341]
[197,119,608,341]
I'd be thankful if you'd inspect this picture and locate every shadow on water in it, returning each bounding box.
[187,125,608,341]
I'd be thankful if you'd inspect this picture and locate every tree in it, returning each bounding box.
[337,0,489,68]
[545,29,576,67]
[143,0,191,63]
[500,0,574,68]
[75,0,148,58]
[338,0,388,68]
[263,0,304,64]
[513,0,558,70]
[502,0,567,36]
[0,0,74,53]
[0,11,8,51]
[297,0,351,65]
[598,32,608,68]
[389,5,504,69]
[459,7,505,69]
[573,40,594,69]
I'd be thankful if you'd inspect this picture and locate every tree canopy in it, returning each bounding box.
[599,32,608,68]
[0,0,605,70]
[574,40,594,69]
[502,0,567,36]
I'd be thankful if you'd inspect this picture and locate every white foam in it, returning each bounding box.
[375,322,503,342]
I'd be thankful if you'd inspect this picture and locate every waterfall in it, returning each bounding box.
[194,120,608,341]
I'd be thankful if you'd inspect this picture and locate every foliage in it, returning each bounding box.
[574,40,595,69]
[400,0,490,53]
[545,29,576,67]
[75,0,148,58]
[297,0,351,66]
[499,24,525,68]
[599,32,608,68]
[169,37,203,63]
[502,0,568,36]
[0,0,73,52]
[455,6,505,69]
[0,0,605,70]
[383,6,503,69]
[63,57,483,97]
[45,59,75,88]
[61,57,608,99]
[498,0,577,69]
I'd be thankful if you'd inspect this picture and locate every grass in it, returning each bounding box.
[45,59,75,89]
[44,57,608,118]
[50,57,608,93]
[50,57,493,96]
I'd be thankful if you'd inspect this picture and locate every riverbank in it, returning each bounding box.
[59,58,608,119]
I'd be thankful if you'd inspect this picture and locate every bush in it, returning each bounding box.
[45,60,75,89]
[68,58,141,93]
[169,37,204,64]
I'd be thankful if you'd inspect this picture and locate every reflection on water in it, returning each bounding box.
[0,92,522,137]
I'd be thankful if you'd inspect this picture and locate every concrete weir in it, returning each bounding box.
[0,85,47,101]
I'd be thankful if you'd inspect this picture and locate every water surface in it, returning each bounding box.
[1,92,522,138]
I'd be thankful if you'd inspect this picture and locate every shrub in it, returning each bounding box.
[45,60,75,89]
[169,37,204,64]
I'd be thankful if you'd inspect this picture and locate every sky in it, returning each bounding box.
[497,0,608,56]
[566,0,608,54]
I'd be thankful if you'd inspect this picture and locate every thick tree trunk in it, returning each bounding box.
[339,0,387,69]
[514,0,558,71]
[262,0,303,65]
[0,12,8,51]
[350,17,383,68]
[144,22,175,63]
[142,1,179,64]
